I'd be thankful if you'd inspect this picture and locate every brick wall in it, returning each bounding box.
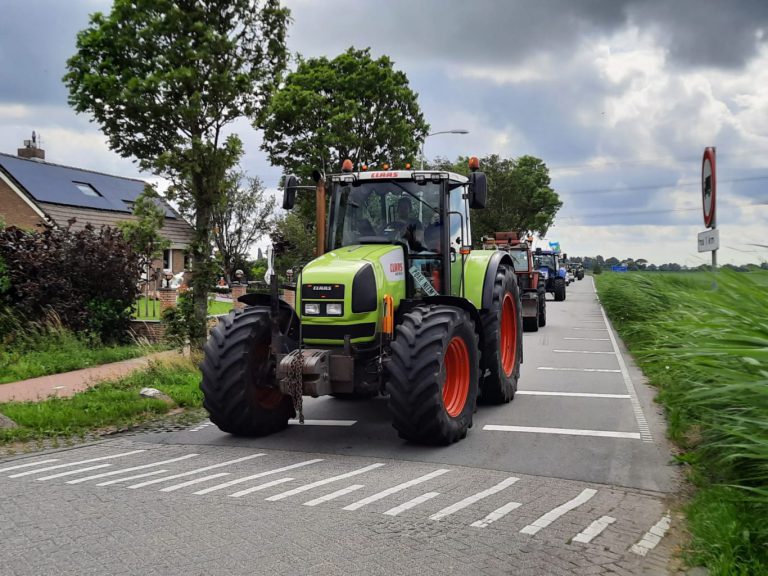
[129,320,167,343]
[0,178,44,229]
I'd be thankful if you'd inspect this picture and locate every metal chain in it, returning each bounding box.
[282,349,304,424]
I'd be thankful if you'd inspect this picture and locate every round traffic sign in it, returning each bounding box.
[702,147,716,228]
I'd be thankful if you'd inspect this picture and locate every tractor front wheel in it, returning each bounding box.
[480,265,522,404]
[200,307,296,436]
[387,305,479,445]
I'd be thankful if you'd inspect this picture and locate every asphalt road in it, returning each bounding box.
[0,277,680,576]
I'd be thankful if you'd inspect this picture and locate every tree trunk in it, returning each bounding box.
[190,172,214,350]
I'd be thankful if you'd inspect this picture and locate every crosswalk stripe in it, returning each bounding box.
[552,350,616,355]
[36,464,111,481]
[0,459,59,473]
[66,454,199,484]
[96,469,169,486]
[303,485,365,507]
[430,477,519,521]
[573,515,616,543]
[126,454,265,489]
[160,473,230,492]
[630,512,671,556]
[266,463,386,502]
[8,450,146,478]
[516,391,630,399]
[228,477,295,498]
[192,459,323,495]
[537,367,621,373]
[383,492,441,516]
[343,469,449,511]
[520,488,597,535]
[471,501,522,528]
[483,425,642,439]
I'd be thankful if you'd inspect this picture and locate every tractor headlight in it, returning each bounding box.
[326,303,343,316]
[304,303,320,315]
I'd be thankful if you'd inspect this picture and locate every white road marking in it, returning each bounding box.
[266,463,386,501]
[483,425,641,439]
[383,492,441,516]
[599,305,653,443]
[343,469,450,511]
[580,321,607,323]
[571,328,609,331]
[471,501,523,528]
[96,469,169,486]
[228,477,295,498]
[8,450,146,478]
[303,484,365,507]
[36,464,111,481]
[517,391,630,399]
[288,419,357,426]
[127,454,265,488]
[192,459,323,495]
[0,459,59,473]
[160,472,230,492]
[430,477,519,521]
[564,337,610,341]
[552,350,616,355]
[538,367,621,373]
[520,488,598,535]
[630,512,671,556]
[573,515,616,543]
[66,454,198,484]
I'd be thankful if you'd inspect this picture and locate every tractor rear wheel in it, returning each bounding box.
[387,305,479,445]
[538,285,547,327]
[200,307,296,436]
[480,265,522,404]
[523,315,539,332]
[554,277,566,301]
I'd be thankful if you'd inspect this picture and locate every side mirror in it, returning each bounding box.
[283,175,298,210]
[467,171,487,209]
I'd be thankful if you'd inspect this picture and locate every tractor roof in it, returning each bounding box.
[330,169,468,184]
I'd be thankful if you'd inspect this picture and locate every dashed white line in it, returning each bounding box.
[266,463,386,501]
[0,459,59,473]
[66,454,199,484]
[572,327,608,331]
[573,515,616,543]
[520,488,598,535]
[538,367,621,373]
[127,454,264,488]
[516,391,630,399]
[288,419,357,426]
[552,350,617,355]
[96,469,170,486]
[303,484,365,507]
[36,464,111,481]
[192,459,323,495]
[343,469,450,511]
[630,512,671,556]
[383,492,441,516]
[228,477,295,498]
[430,477,519,521]
[563,337,610,341]
[8,450,146,478]
[483,425,641,439]
[160,472,231,492]
[471,501,523,528]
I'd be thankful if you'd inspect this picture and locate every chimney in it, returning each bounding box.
[17,131,45,161]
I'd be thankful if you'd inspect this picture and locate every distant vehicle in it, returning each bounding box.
[534,249,567,301]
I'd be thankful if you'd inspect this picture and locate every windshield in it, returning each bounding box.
[507,250,530,272]
[329,180,442,252]
[534,254,557,269]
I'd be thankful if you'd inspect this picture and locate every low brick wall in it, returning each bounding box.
[129,320,166,343]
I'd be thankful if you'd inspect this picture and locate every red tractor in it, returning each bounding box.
[482,232,546,332]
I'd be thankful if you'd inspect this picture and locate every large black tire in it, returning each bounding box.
[554,277,566,301]
[577,270,584,281]
[200,307,296,436]
[479,265,522,404]
[523,315,539,332]
[538,285,547,327]
[387,305,479,445]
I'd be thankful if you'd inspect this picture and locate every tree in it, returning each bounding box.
[118,187,170,317]
[212,171,274,283]
[64,0,290,347]
[261,47,429,180]
[270,212,317,280]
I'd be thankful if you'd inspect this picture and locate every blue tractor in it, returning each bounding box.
[534,248,567,301]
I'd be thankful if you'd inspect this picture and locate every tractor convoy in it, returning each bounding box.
[200,159,571,445]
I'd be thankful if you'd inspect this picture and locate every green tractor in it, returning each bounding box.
[200,159,523,445]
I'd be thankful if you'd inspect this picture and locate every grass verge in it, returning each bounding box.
[0,357,202,444]
[133,296,232,320]
[595,270,768,575]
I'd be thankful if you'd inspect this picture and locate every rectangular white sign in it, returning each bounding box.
[697,229,720,252]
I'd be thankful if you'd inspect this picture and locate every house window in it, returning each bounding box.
[74,182,101,197]
[163,249,173,271]
[184,252,192,270]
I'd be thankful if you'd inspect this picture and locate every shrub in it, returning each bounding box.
[592,262,603,275]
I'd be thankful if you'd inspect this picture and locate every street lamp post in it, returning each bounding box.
[420,129,469,169]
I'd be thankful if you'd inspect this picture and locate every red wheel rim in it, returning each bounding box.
[500,293,517,377]
[443,336,470,417]
[254,387,284,409]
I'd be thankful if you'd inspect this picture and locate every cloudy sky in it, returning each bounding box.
[2,0,767,265]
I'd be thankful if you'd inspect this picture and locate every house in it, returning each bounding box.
[0,139,193,275]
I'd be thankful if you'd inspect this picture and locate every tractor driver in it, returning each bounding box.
[386,196,425,251]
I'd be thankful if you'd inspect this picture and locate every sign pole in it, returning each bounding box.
[711,147,717,276]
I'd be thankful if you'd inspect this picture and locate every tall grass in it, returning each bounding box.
[596,270,768,574]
